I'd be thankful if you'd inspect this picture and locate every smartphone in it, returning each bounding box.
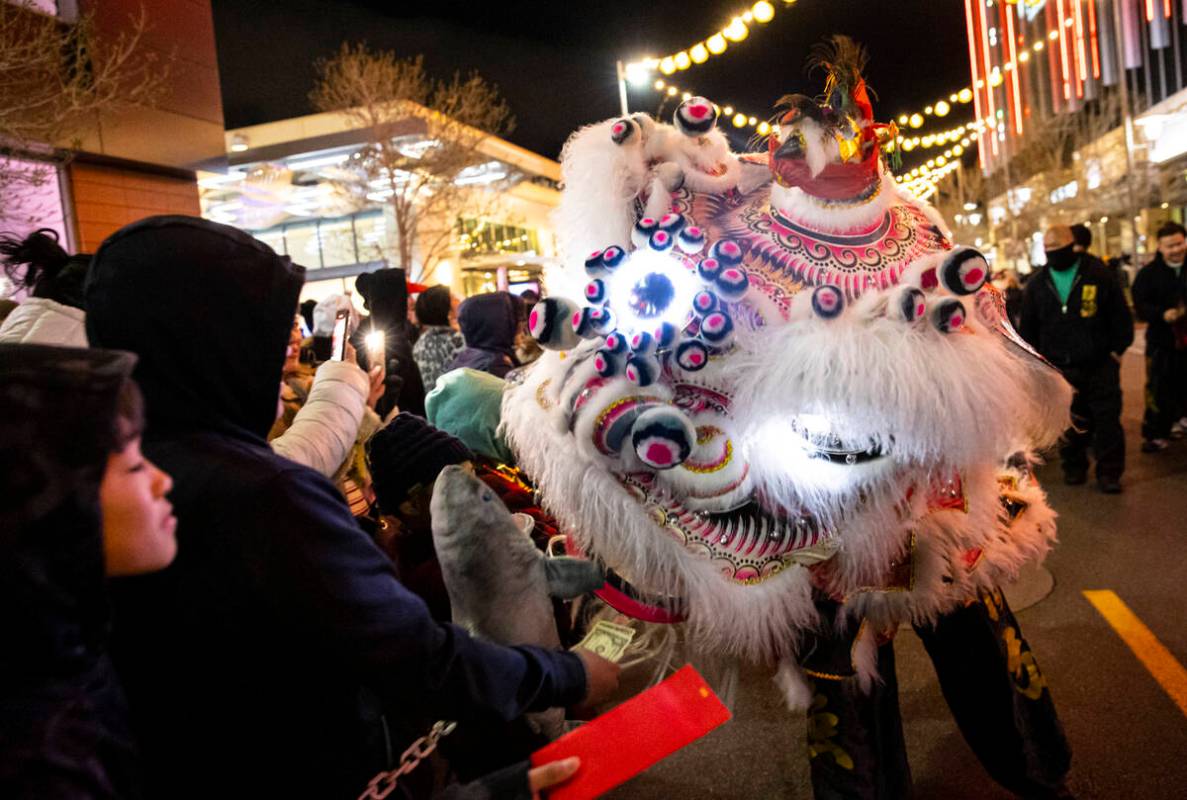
[330,308,350,362]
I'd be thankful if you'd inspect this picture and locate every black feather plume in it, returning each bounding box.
[806,35,871,113]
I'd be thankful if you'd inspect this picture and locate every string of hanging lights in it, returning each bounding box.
[621,1,791,85]
[650,77,774,135]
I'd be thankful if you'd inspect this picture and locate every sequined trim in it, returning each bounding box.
[683,426,734,474]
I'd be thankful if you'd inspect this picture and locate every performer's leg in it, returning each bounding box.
[914,590,1071,798]
[806,640,913,800]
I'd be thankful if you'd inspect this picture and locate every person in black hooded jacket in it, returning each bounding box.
[446,292,521,379]
[0,344,170,798]
[356,267,427,418]
[84,216,616,800]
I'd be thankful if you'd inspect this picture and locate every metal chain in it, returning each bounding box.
[357,720,458,800]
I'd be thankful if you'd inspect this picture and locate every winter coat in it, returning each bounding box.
[270,359,372,478]
[84,216,587,800]
[1131,253,1187,351]
[0,296,87,347]
[1018,259,1134,371]
[0,344,141,799]
[447,293,520,379]
[427,368,516,465]
[414,325,465,391]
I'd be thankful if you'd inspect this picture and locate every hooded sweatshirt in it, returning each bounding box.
[0,344,140,799]
[447,292,520,379]
[84,216,586,799]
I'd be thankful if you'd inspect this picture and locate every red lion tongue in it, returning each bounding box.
[768,136,882,201]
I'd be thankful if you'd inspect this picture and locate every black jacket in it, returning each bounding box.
[0,345,141,799]
[356,268,427,418]
[1018,258,1134,371]
[1131,253,1187,351]
[85,217,586,799]
[448,293,520,379]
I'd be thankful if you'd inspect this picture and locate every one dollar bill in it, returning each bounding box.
[575,619,636,663]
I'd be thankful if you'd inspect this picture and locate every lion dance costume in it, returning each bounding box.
[504,38,1073,798]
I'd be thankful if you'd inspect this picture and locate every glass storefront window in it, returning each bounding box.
[253,228,286,256]
[462,270,499,296]
[0,158,66,245]
[228,211,391,276]
[319,218,357,267]
[284,222,322,268]
[353,212,387,262]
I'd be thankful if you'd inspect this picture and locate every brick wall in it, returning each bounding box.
[69,163,201,252]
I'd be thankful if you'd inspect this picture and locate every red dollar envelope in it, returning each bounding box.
[530,665,731,800]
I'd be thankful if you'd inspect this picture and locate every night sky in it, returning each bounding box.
[211,0,970,163]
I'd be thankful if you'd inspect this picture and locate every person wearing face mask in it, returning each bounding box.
[1019,225,1134,493]
[1131,221,1187,451]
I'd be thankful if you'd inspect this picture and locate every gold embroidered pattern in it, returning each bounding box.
[535,379,553,410]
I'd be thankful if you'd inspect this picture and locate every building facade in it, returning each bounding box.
[199,109,564,309]
[962,0,1187,269]
[0,0,224,262]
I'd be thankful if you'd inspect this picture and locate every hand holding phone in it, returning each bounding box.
[330,308,350,361]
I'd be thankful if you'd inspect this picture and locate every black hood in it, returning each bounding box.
[355,267,407,327]
[0,344,134,679]
[85,216,304,442]
[458,292,519,353]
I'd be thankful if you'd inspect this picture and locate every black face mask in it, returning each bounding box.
[1045,244,1078,272]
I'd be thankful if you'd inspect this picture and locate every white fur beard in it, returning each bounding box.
[502,353,1062,669]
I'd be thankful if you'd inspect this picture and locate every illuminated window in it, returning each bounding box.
[253,228,286,256]
[457,218,538,257]
[318,217,357,267]
[283,222,321,268]
[352,212,387,262]
[0,157,67,245]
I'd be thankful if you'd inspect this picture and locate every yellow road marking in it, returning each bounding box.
[1083,590,1187,717]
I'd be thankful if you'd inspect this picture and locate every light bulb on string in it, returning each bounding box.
[723,17,749,41]
[752,1,775,22]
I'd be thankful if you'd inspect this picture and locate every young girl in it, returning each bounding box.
[0,344,175,798]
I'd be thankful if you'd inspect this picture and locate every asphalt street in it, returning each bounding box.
[608,341,1187,799]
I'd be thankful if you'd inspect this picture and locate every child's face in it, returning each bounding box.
[99,436,178,576]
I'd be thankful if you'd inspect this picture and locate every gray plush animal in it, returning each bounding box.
[430,465,605,738]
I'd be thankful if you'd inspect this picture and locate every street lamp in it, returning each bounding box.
[616,59,657,116]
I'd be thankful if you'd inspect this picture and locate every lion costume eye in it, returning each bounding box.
[481,491,492,503]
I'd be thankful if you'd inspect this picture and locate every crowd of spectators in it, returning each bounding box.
[1015,220,1187,493]
[2,208,1185,797]
[0,215,611,800]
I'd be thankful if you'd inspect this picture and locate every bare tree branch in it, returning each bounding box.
[310,42,516,281]
[0,1,169,221]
